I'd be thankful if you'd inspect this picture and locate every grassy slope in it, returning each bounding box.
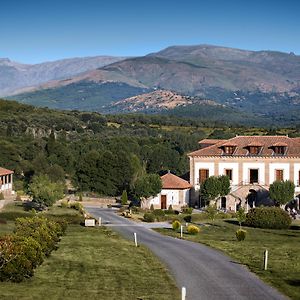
[0,204,179,300]
[156,219,300,300]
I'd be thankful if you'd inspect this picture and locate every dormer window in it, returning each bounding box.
[223,146,236,155]
[273,146,285,155]
[270,142,287,156]
[249,146,260,155]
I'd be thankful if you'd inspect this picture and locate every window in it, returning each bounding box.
[275,169,284,181]
[249,146,260,155]
[199,169,209,184]
[223,146,235,155]
[225,169,232,181]
[273,146,285,155]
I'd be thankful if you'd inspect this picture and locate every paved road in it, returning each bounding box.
[85,207,287,300]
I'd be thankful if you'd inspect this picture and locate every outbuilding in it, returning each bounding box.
[141,171,191,210]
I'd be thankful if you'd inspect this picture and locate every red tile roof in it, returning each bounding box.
[0,167,14,176]
[188,136,300,157]
[161,172,192,189]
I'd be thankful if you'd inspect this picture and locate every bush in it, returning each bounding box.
[183,215,192,222]
[245,207,291,229]
[236,229,247,241]
[172,220,181,231]
[60,200,69,208]
[0,216,66,282]
[15,194,22,201]
[0,193,4,200]
[150,204,154,211]
[143,213,155,223]
[153,209,165,216]
[187,224,200,234]
[182,206,193,214]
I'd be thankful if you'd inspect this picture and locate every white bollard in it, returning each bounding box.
[182,287,186,300]
[134,232,138,247]
[264,249,268,270]
[180,225,183,238]
[98,217,102,226]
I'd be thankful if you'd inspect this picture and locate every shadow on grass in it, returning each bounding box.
[224,219,239,226]
[285,279,300,287]
[290,225,300,230]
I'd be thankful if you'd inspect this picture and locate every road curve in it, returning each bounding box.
[85,207,287,300]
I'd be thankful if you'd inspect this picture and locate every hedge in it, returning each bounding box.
[245,207,291,229]
[0,216,66,282]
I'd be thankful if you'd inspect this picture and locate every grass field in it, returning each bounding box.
[0,203,179,300]
[156,219,300,300]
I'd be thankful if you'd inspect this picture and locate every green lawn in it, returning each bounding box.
[0,203,179,300]
[156,219,300,300]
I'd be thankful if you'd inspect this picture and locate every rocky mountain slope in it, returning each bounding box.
[0,55,126,96]
[4,45,300,123]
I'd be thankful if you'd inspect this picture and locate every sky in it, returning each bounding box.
[0,0,299,63]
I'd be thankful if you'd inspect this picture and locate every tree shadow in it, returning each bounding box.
[285,279,300,287]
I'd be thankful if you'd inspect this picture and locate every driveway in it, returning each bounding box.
[85,207,287,300]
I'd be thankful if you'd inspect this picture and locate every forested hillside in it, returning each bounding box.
[1,99,299,197]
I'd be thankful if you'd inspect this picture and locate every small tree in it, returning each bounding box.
[200,175,230,206]
[236,207,246,229]
[28,175,64,207]
[269,180,295,206]
[205,204,218,224]
[133,174,162,200]
[121,190,128,205]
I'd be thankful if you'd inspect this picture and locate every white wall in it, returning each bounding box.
[294,164,300,190]
[148,189,190,208]
[242,162,265,184]
[269,163,290,184]
[218,163,239,185]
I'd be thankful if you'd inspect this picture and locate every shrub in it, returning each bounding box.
[187,224,200,235]
[245,207,291,229]
[182,207,193,214]
[60,200,69,208]
[0,193,4,200]
[172,220,181,231]
[78,193,83,202]
[150,204,154,211]
[183,215,192,222]
[153,209,165,216]
[143,213,155,223]
[15,194,22,201]
[236,229,247,241]
[121,190,128,205]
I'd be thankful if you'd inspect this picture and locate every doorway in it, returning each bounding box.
[161,195,167,209]
[249,169,259,184]
[221,197,226,209]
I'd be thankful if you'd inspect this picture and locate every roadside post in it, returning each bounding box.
[134,232,138,247]
[98,217,102,226]
[180,225,183,238]
[182,287,186,300]
[264,249,268,270]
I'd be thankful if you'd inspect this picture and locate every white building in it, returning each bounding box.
[188,136,300,211]
[0,167,14,195]
[141,172,191,210]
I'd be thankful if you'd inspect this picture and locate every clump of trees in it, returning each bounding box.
[0,216,66,282]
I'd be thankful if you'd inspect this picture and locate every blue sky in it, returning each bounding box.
[0,0,299,63]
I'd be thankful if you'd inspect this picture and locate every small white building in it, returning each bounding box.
[0,167,14,195]
[141,172,191,210]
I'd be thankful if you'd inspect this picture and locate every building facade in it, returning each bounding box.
[188,136,300,211]
[141,172,191,210]
[0,167,14,195]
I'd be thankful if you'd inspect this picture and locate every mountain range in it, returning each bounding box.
[2,45,300,125]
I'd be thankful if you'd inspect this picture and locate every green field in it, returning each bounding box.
[156,219,300,300]
[0,204,179,300]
